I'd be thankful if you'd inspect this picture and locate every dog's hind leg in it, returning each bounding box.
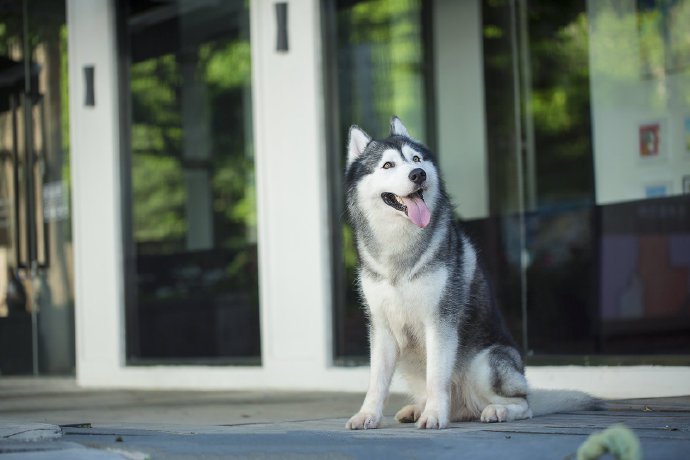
[395,404,423,423]
[464,345,533,423]
[480,399,530,423]
[395,355,427,423]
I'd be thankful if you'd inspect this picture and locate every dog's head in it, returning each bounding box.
[345,116,441,229]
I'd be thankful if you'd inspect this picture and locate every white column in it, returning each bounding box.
[67,0,125,384]
[250,0,333,374]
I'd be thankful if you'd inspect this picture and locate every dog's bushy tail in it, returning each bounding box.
[527,389,603,417]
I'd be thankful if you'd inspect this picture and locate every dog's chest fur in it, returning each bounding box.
[360,260,449,350]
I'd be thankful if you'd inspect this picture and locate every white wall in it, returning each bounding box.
[433,0,489,219]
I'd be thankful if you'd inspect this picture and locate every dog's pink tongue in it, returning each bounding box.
[401,195,431,228]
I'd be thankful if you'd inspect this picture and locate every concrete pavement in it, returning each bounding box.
[1,378,689,459]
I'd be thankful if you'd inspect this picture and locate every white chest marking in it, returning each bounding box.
[361,268,449,350]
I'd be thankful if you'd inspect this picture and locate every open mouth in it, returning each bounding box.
[381,191,423,214]
[381,190,431,228]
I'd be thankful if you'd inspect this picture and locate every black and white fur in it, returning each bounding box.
[345,117,598,430]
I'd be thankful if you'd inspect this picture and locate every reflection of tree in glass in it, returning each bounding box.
[528,8,594,205]
[130,38,255,261]
[334,0,426,357]
[337,0,426,146]
[669,0,690,72]
[204,38,256,288]
[638,8,665,78]
[131,54,185,244]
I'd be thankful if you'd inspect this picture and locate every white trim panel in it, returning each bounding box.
[67,0,126,384]
[250,0,333,371]
[75,364,690,399]
[527,366,690,399]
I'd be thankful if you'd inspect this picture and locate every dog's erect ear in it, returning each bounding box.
[390,116,410,138]
[347,125,372,166]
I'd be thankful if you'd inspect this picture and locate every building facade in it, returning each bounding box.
[1,0,689,397]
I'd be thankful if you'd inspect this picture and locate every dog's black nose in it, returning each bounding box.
[408,168,426,185]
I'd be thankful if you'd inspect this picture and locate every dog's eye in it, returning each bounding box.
[412,156,421,163]
[382,161,394,169]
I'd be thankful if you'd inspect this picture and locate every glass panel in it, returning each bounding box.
[328,0,690,363]
[591,0,690,205]
[328,0,431,361]
[508,0,599,355]
[122,0,260,364]
[335,0,429,140]
[470,0,527,351]
[33,4,74,374]
[588,0,690,356]
[484,0,690,359]
[0,0,74,375]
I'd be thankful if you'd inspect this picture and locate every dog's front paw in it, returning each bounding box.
[416,409,448,429]
[346,412,381,430]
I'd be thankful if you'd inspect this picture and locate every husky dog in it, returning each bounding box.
[345,117,598,430]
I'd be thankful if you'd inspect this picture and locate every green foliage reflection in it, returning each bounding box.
[130,37,255,252]
[337,0,426,143]
[335,0,426,357]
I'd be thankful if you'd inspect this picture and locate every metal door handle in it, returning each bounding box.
[21,91,38,271]
[12,90,50,271]
[35,93,49,269]
[10,93,28,269]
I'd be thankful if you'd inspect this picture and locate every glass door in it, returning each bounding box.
[0,0,73,375]
[326,0,690,365]
[486,0,690,361]
[120,0,260,364]
[481,0,600,358]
